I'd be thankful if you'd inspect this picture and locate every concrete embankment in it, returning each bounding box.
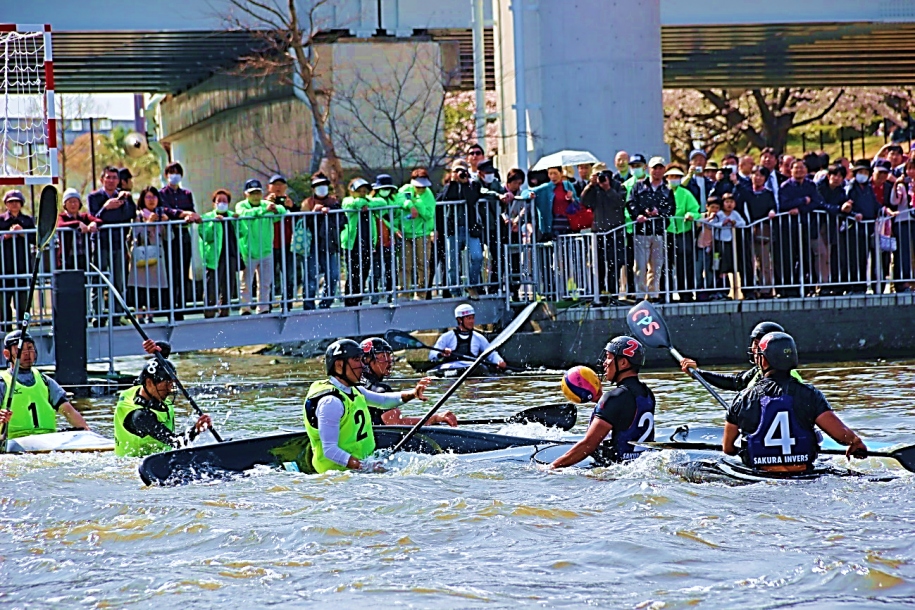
[502,294,915,369]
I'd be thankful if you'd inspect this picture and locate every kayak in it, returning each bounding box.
[668,456,898,485]
[409,360,510,378]
[139,426,552,486]
[5,430,115,454]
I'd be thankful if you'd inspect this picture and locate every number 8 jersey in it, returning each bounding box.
[728,375,829,470]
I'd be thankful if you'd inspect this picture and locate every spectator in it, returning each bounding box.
[873,160,899,284]
[200,189,245,318]
[436,159,481,297]
[843,160,881,293]
[502,168,531,298]
[475,159,509,295]
[779,154,796,178]
[87,165,136,325]
[627,156,676,300]
[582,164,627,303]
[57,188,100,270]
[737,155,755,187]
[695,196,722,299]
[613,151,631,184]
[890,159,915,292]
[158,161,200,321]
[127,186,170,322]
[301,173,343,310]
[619,153,649,295]
[529,166,580,240]
[527,169,548,188]
[0,190,35,331]
[760,148,786,206]
[573,162,593,197]
[118,168,134,194]
[877,144,906,178]
[340,177,382,306]
[397,168,436,300]
[664,166,700,302]
[236,178,286,314]
[371,174,400,302]
[712,154,740,199]
[684,149,713,211]
[736,166,778,298]
[267,174,298,311]
[467,143,485,180]
[817,164,853,294]
[703,160,719,183]
[706,192,747,299]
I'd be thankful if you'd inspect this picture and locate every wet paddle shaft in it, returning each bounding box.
[0,187,61,450]
[88,262,223,443]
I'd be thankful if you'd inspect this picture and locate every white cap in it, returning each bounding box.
[62,188,81,202]
[455,303,475,318]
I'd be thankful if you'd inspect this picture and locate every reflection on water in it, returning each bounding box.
[2,354,914,608]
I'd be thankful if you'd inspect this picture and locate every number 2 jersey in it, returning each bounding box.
[727,373,830,469]
[591,376,656,462]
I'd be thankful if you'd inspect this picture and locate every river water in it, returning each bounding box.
[2,353,914,609]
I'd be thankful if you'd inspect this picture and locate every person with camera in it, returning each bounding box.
[581,164,627,304]
[890,159,915,292]
[436,160,481,297]
[474,160,510,295]
[627,157,676,301]
[267,174,299,312]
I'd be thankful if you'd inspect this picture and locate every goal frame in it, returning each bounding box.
[0,23,57,186]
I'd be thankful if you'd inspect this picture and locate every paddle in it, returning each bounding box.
[88,262,223,443]
[388,300,541,455]
[384,329,525,372]
[0,186,61,451]
[460,403,578,431]
[636,441,915,473]
[625,300,729,409]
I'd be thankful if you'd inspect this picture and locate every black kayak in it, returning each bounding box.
[138,426,548,486]
[668,457,898,485]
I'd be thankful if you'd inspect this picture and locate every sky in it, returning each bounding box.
[4,93,137,120]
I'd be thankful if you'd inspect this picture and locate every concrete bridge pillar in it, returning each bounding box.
[495,0,666,173]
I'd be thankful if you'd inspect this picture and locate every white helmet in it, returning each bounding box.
[454,303,475,318]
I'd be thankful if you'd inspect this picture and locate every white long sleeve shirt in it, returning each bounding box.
[315,377,403,467]
[430,329,504,365]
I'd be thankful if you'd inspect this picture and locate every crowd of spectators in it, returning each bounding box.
[0,139,912,329]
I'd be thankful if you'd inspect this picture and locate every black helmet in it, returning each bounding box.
[757,332,799,372]
[325,339,364,375]
[360,337,393,362]
[4,330,34,350]
[138,358,174,385]
[602,335,646,368]
[748,321,785,361]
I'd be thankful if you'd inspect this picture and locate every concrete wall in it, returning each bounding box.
[502,296,915,369]
[495,0,666,173]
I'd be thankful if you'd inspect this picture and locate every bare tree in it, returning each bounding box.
[224,0,345,193]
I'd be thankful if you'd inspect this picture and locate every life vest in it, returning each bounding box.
[362,370,392,393]
[743,394,818,470]
[304,380,376,473]
[452,331,474,359]
[1,370,56,439]
[590,392,655,463]
[113,386,176,457]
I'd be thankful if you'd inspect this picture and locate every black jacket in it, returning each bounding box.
[626,180,676,236]
[581,182,626,232]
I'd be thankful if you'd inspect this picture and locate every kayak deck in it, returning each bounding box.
[668,456,898,485]
[5,430,115,454]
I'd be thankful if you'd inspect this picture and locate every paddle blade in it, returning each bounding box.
[890,446,915,473]
[37,185,59,249]
[507,403,578,431]
[384,330,427,351]
[626,300,672,350]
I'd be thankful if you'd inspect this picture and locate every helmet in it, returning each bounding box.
[455,303,475,319]
[602,335,646,368]
[4,330,34,350]
[138,358,174,385]
[325,339,364,375]
[748,321,785,361]
[757,332,799,372]
[360,337,393,362]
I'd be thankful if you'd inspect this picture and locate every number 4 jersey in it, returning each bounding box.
[590,377,656,462]
[727,375,830,470]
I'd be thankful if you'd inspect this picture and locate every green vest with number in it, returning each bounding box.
[1,369,56,439]
[304,380,376,473]
[113,386,176,457]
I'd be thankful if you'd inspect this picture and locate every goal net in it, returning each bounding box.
[0,24,57,185]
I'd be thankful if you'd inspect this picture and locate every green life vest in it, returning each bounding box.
[113,385,176,457]
[748,368,804,388]
[303,379,376,473]
[1,369,56,439]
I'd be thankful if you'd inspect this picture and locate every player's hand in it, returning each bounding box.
[846,436,868,459]
[432,411,458,427]
[413,377,432,401]
[0,410,11,424]
[497,361,507,370]
[441,348,452,357]
[194,414,212,433]
[142,339,160,354]
[679,358,698,373]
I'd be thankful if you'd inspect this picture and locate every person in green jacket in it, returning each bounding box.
[396,168,436,299]
[341,177,387,307]
[664,166,701,302]
[200,189,247,317]
[370,174,401,302]
[236,178,286,314]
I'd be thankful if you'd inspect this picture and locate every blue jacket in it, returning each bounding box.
[844,181,881,220]
[526,179,579,237]
[778,177,841,240]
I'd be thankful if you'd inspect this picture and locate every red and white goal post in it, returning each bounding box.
[0,24,57,186]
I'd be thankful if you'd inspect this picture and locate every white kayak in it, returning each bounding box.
[5,430,115,454]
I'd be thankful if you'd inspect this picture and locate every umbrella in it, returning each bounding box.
[531,150,601,171]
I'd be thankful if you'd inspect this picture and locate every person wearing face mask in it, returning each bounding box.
[236,178,287,314]
[199,189,245,317]
[341,177,386,307]
[843,160,881,293]
[627,157,676,301]
[371,175,400,302]
[618,153,648,297]
[474,159,510,294]
[158,161,202,321]
[396,168,437,300]
[301,173,343,309]
[436,160,481,298]
[664,166,700,302]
